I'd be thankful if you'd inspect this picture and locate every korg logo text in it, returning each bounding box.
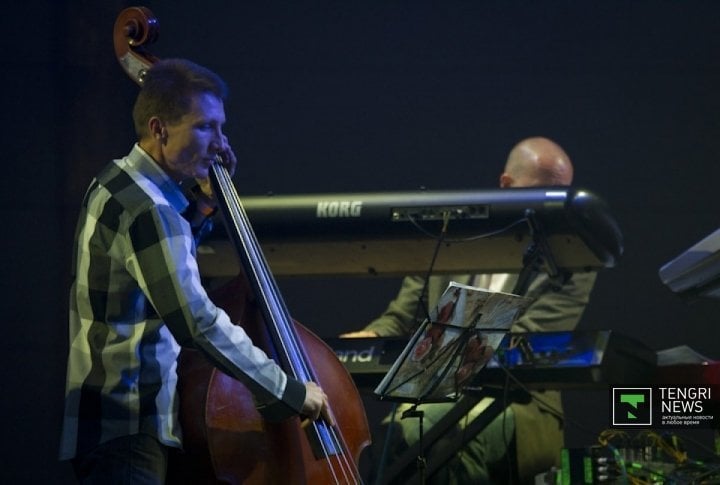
[316,201,363,218]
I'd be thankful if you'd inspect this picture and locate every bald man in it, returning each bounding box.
[343,137,596,484]
[501,136,573,188]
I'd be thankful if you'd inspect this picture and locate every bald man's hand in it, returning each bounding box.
[339,330,379,338]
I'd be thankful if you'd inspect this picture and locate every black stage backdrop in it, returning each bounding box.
[3,1,720,482]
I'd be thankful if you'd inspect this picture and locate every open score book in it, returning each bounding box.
[374,281,533,403]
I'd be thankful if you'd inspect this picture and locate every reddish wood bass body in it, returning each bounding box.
[174,277,370,483]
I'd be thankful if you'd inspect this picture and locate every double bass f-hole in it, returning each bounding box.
[113,7,370,484]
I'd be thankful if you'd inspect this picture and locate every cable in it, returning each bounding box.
[405,213,529,244]
[411,210,452,328]
[372,402,398,485]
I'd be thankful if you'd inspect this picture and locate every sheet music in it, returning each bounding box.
[374,281,533,403]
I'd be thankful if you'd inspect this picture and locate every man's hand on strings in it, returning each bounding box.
[301,381,335,426]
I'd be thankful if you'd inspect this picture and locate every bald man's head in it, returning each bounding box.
[499,137,573,188]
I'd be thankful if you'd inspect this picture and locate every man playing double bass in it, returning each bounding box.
[60,58,332,483]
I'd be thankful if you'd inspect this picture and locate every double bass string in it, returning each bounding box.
[210,162,359,483]
[210,159,363,484]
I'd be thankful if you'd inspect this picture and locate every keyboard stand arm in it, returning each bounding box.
[514,208,571,295]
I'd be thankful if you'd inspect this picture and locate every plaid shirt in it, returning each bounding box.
[60,144,304,460]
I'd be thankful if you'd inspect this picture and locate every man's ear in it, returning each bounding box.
[148,117,165,141]
[499,172,513,188]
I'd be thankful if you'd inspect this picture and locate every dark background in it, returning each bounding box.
[4,1,720,482]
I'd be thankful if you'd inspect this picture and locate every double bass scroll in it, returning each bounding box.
[113,6,158,85]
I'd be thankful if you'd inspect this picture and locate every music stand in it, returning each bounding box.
[374,282,532,483]
[375,208,582,484]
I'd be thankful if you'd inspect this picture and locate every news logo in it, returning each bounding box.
[612,388,652,426]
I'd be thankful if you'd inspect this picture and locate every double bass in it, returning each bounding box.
[113,7,371,483]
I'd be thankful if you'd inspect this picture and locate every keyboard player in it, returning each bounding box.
[341,137,598,484]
